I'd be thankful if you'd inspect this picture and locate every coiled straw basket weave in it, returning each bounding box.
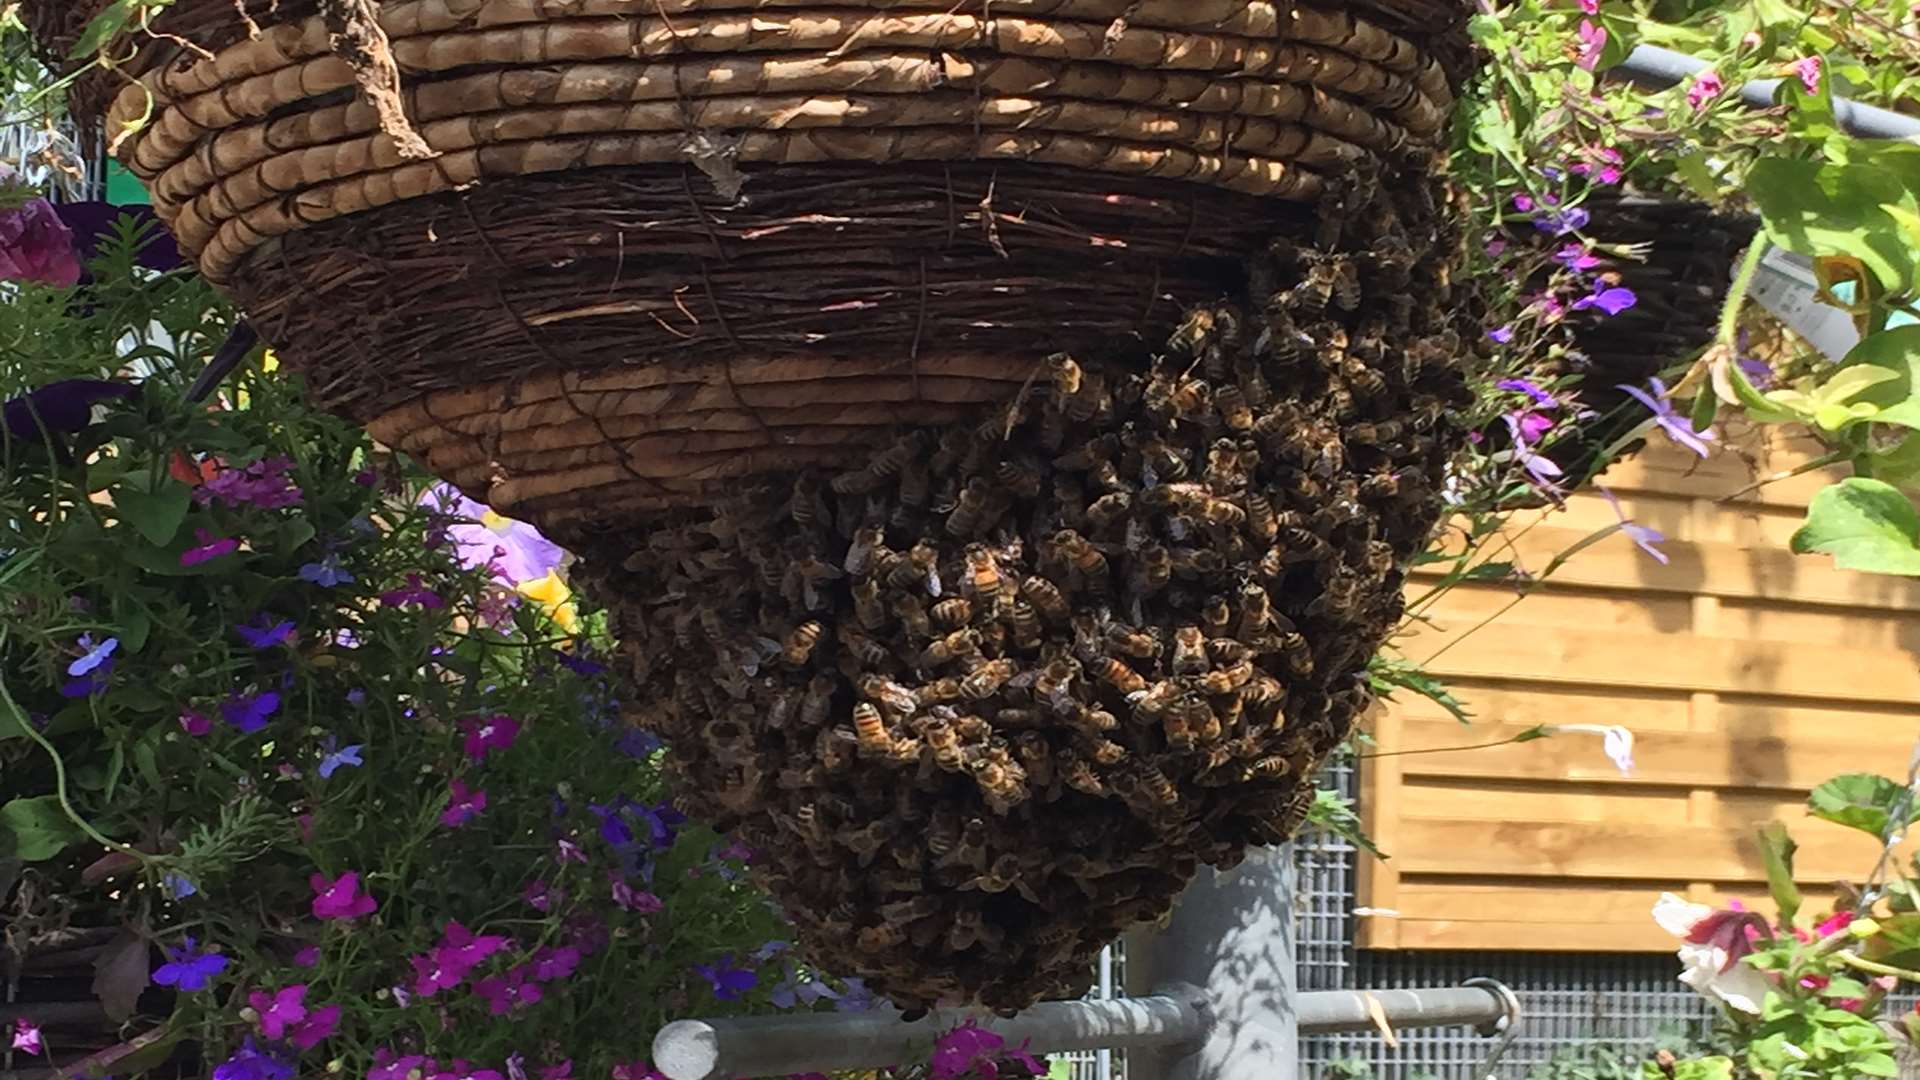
[49,0,1480,1011]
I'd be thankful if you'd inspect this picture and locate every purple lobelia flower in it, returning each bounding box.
[298,553,354,587]
[222,690,281,734]
[66,634,118,677]
[288,1004,340,1050]
[1573,284,1637,316]
[181,528,241,567]
[1535,205,1591,236]
[196,456,302,510]
[691,957,757,1002]
[380,574,445,609]
[236,616,296,649]
[929,1022,1006,1080]
[474,968,544,1015]
[1599,486,1670,565]
[1618,377,1715,458]
[1553,243,1602,272]
[317,736,364,779]
[153,936,228,991]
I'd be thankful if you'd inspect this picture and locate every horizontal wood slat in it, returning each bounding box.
[1359,433,1917,952]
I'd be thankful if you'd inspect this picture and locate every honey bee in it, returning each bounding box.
[817,726,859,773]
[1200,595,1233,638]
[1171,626,1209,675]
[1130,545,1172,596]
[868,430,926,483]
[800,674,836,728]
[960,658,1017,699]
[789,474,829,531]
[1059,749,1105,795]
[1347,419,1404,446]
[898,459,931,509]
[919,628,981,667]
[946,477,994,538]
[1093,655,1147,694]
[946,910,989,952]
[857,924,908,953]
[849,577,888,632]
[794,802,830,845]
[939,817,990,872]
[1136,762,1179,810]
[1006,599,1042,650]
[1290,261,1336,316]
[1033,656,1081,711]
[1214,385,1254,432]
[1048,352,1084,401]
[857,673,919,716]
[930,426,972,476]
[1207,637,1253,665]
[838,624,893,667]
[1330,256,1363,311]
[1343,358,1388,399]
[881,894,944,926]
[1245,755,1294,782]
[843,525,887,577]
[921,675,966,703]
[1137,437,1190,485]
[840,818,898,863]
[926,806,960,857]
[1105,623,1160,659]
[1052,530,1109,595]
[1014,732,1055,789]
[1280,631,1315,677]
[995,458,1043,499]
[1313,574,1361,619]
[931,598,973,629]
[1200,660,1255,694]
[853,701,893,758]
[1020,575,1071,624]
[973,754,1030,815]
[1169,307,1216,357]
[1066,371,1108,423]
[783,620,825,666]
[995,707,1044,729]
[889,593,932,642]
[1086,491,1131,532]
[1244,492,1280,543]
[887,541,940,596]
[962,544,1002,599]
[1054,432,1119,472]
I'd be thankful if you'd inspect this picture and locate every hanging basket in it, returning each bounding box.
[55,0,1479,1011]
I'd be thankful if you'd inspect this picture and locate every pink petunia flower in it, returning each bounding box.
[310,871,378,920]
[1687,70,1725,111]
[0,185,82,287]
[1576,19,1607,72]
[1792,55,1822,95]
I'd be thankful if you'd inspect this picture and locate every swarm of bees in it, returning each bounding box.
[573,162,1477,1015]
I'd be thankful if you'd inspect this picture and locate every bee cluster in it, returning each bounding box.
[574,166,1475,1014]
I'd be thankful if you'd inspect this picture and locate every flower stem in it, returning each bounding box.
[1718,237,1766,351]
[1359,730,1546,760]
[0,631,146,862]
[1836,951,1920,983]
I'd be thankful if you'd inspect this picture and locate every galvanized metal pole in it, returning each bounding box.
[1132,846,1302,1080]
[1096,945,1116,1080]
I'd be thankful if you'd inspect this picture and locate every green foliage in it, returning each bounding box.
[1303,788,1386,860]
[1807,773,1920,837]
[0,221,809,1078]
[1790,479,1920,576]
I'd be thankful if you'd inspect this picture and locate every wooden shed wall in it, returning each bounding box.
[1357,432,1920,952]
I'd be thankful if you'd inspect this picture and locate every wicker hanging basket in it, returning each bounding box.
[47,0,1480,1012]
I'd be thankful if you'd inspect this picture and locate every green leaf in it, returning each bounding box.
[1747,157,1919,293]
[1865,911,1920,968]
[1807,364,1901,431]
[1857,1052,1899,1077]
[1808,772,1919,837]
[1672,152,1723,202]
[113,482,192,545]
[1820,976,1871,999]
[1757,822,1801,928]
[1668,1059,1735,1080]
[1368,656,1472,723]
[1791,478,1920,576]
[1842,327,1920,430]
[0,796,83,861]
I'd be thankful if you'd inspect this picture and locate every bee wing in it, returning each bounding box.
[925,569,942,598]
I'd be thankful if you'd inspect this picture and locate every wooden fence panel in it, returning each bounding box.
[1358,432,1920,952]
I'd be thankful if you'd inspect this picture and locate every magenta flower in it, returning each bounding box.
[1579,0,1598,9]
[1553,243,1602,272]
[1687,69,1725,111]
[248,984,309,1040]
[154,936,229,991]
[197,456,302,510]
[610,1064,668,1080]
[1496,379,1557,408]
[178,709,211,736]
[288,1004,340,1050]
[293,945,321,968]
[222,690,281,734]
[610,875,663,914]
[539,1063,573,1080]
[442,778,488,828]
[1535,206,1590,236]
[236,617,297,649]
[440,921,511,970]
[380,574,446,609]
[930,1021,1007,1080]
[1574,285,1638,316]
[1599,486,1670,565]
[1618,377,1715,458]
[524,880,554,912]
[692,957,758,1001]
[461,714,521,761]
[310,871,377,920]
[370,1051,431,1080]
[1792,55,1822,95]
[11,1018,43,1055]
[555,838,586,865]
[1576,19,1607,71]
[474,968,544,1015]
[529,945,581,982]
[181,528,241,567]
[425,485,566,587]
[0,187,82,286]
